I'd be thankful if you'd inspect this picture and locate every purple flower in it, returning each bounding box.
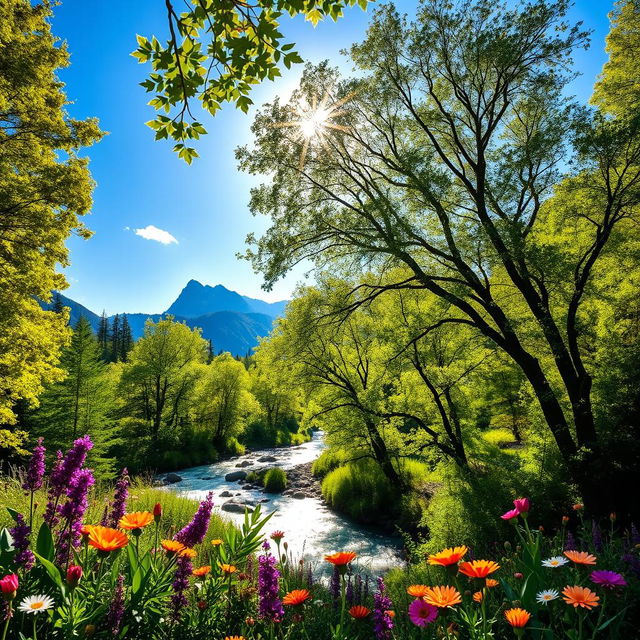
[590,570,627,588]
[330,565,340,610]
[373,577,393,640]
[175,492,214,548]
[106,468,129,528]
[591,521,603,552]
[409,598,438,627]
[106,574,125,635]
[346,576,354,606]
[9,513,34,571]
[258,541,284,621]
[43,451,63,528]
[169,555,193,622]
[22,438,45,492]
[57,468,94,563]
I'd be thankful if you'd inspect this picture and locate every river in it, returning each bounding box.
[162,431,403,575]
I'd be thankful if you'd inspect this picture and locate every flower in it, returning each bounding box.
[573,503,584,511]
[408,599,438,626]
[513,498,530,513]
[428,545,468,566]
[385,610,395,618]
[220,564,237,575]
[325,551,357,566]
[57,468,95,563]
[105,468,129,527]
[564,550,597,566]
[270,531,285,541]
[504,608,531,628]
[485,579,499,588]
[162,540,186,555]
[17,595,54,614]
[119,511,154,531]
[349,605,371,619]
[501,508,520,520]
[472,591,483,603]
[87,526,129,553]
[176,492,214,548]
[590,570,627,588]
[153,503,162,521]
[542,556,569,568]
[458,560,500,578]
[562,585,599,609]
[170,556,192,622]
[22,438,46,492]
[192,566,211,578]
[536,589,559,604]
[197,600,207,610]
[258,542,284,621]
[211,539,223,547]
[66,565,83,587]
[373,577,394,639]
[180,548,197,559]
[406,584,430,598]
[9,513,34,571]
[562,515,570,525]
[423,585,462,608]
[283,589,311,606]
[224,637,245,640]
[514,572,524,579]
[0,574,18,600]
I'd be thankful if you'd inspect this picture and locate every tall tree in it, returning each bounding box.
[0,0,103,423]
[51,293,65,315]
[110,314,121,363]
[119,315,134,362]
[97,312,110,361]
[238,1,640,515]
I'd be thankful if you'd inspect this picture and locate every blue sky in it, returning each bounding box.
[53,0,614,315]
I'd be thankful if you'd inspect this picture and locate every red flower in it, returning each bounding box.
[282,589,311,606]
[0,574,18,600]
[349,605,371,619]
[153,503,162,521]
[66,565,83,587]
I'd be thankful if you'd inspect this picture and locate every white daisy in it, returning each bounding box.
[542,556,569,568]
[18,595,54,615]
[536,589,559,604]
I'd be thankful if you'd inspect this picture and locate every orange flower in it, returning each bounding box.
[192,566,211,577]
[423,585,462,608]
[211,539,224,547]
[572,503,584,511]
[385,610,395,618]
[349,605,371,619]
[562,585,600,609]
[224,637,245,640]
[180,548,197,559]
[119,511,154,531]
[219,564,237,575]
[325,552,357,566]
[458,560,500,579]
[406,585,430,598]
[472,591,483,603]
[161,540,186,555]
[87,526,129,553]
[564,550,597,566]
[80,524,96,537]
[428,546,468,566]
[283,589,311,606]
[504,608,531,628]
[485,579,499,588]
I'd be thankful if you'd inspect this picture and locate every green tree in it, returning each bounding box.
[238,1,640,515]
[0,0,103,424]
[33,317,116,475]
[97,312,110,361]
[119,317,207,438]
[110,314,121,363]
[119,315,134,362]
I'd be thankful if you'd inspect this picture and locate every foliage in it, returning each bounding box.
[134,0,368,161]
[263,467,287,492]
[0,0,103,424]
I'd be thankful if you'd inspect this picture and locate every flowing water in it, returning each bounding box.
[162,432,403,575]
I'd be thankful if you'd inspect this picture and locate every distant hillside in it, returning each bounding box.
[43,282,287,355]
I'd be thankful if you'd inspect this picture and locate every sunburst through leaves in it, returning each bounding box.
[272,91,356,170]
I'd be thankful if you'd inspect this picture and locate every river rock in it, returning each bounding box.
[224,470,247,482]
[235,460,254,468]
[219,490,233,497]
[164,473,182,484]
[292,491,308,499]
[257,455,278,462]
[221,501,254,514]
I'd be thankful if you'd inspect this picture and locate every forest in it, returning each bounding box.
[0,0,639,637]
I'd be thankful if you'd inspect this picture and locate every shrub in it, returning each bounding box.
[311,447,351,477]
[264,467,287,492]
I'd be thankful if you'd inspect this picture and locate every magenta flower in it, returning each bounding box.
[501,508,520,520]
[22,438,45,492]
[513,497,530,513]
[590,570,627,588]
[409,599,438,626]
[175,492,214,548]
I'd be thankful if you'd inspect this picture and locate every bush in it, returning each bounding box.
[311,448,351,477]
[264,467,287,492]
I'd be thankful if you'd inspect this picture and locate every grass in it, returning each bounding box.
[263,467,287,492]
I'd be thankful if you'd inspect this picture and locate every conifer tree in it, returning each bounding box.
[110,314,121,363]
[51,293,65,315]
[207,339,214,364]
[97,311,110,361]
[119,316,133,362]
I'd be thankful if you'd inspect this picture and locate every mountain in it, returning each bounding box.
[165,280,287,318]
[43,282,287,355]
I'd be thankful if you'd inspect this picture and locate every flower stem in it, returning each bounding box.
[1,603,12,640]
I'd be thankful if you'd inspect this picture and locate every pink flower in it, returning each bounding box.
[67,565,83,587]
[501,508,520,521]
[0,574,18,600]
[513,498,530,514]
[408,599,438,627]
[590,570,627,589]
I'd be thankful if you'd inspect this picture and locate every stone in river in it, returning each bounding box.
[164,473,182,484]
[221,501,254,514]
[224,470,247,482]
[257,455,278,462]
[292,491,308,499]
[219,490,233,497]
[235,460,254,468]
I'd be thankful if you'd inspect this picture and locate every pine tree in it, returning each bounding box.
[97,311,110,361]
[119,315,133,362]
[33,316,117,476]
[207,339,214,364]
[110,314,120,363]
[51,292,65,314]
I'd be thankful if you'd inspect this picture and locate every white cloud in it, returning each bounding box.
[133,225,178,245]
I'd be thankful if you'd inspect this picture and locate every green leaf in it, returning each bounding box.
[34,553,65,595]
[36,522,55,561]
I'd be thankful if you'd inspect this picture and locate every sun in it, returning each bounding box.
[272,91,356,170]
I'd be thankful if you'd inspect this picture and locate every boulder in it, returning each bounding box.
[293,491,308,499]
[224,470,247,482]
[257,455,278,463]
[235,460,254,468]
[221,501,254,514]
[219,490,233,497]
[164,473,183,484]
